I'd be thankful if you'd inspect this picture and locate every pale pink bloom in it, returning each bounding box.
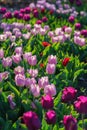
[12,54,22,64]
[48,55,57,64]
[52,36,58,43]
[10,35,16,42]
[31,28,38,35]
[15,46,22,55]
[4,31,12,38]
[0,49,4,59]
[23,52,32,61]
[74,36,85,46]
[34,24,41,31]
[30,84,40,97]
[65,27,72,34]
[23,33,31,39]
[27,69,38,78]
[25,78,37,87]
[15,74,25,87]
[58,35,66,43]
[40,28,46,35]
[74,31,81,37]
[38,76,49,88]
[44,25,50,31]
[55,28,62,35]
[46,63,56,74]
[2,57,12,67]
[48,31,54,37]
[28,55,37,66]
[79,38,86,46]
[25,24,31,31]
[65,34,70,40]
[14,66,24,75]
[0,71,9,82]
[44,84,56,96]
[0,34,7,41]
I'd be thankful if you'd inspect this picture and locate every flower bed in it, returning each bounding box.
[0,0,87,130]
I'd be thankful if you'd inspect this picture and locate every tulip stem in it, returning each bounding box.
[82,114,84,130]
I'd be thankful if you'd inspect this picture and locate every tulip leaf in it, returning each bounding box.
[54,91,62,107]
[7,81,20,97]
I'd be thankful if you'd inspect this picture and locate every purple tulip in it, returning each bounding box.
[23,111,41,130]
[68,16,75,23]
[41,95,53,109]
[46,63,56,74]
[23,14,30,21]
[75,23,81,30]
[62,87,77,103]
[63,115,77,130]
[28,55,37,66]
[14,66,24,75]
[12,54,22,64]
[15,74,25,87]
[74,96,87,114]
[48,55,57,64]
[0,49,4,59]
[38,76,49,88]
[0,7,7,14]
[2,57,12,67]
[45,110,57,124]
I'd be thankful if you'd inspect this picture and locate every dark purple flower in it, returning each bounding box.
[3,12,12,19]
[63,115,77,130]
[23,14,30,21]
[25,7,31,13]
[20,8,25,14]
[42,16,48,22]
[68,16,75,23]
[36,20,42,24]
[81,30,87,37]
[45,110,57,124]
[23,111,41,130]
[62,87,77,103]
[13,10,19,18]
[41,95,53,109]
[75,23,81,30]
[74,96,87,114]
[76,0,82,6]
[33,9,39,18]
[0,7,7,14]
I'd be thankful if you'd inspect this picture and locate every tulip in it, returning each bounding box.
[46,63,56,74]
[48,55,57,64]
[74,96,87,114]
[0,49,4,59]
[63,115,77,130]
[14,66,24,75]
[41,95,53,109]
[15,74,25,87]
[23,111,41,130]
[45,110,57,124]
[30,84,40,97]
[62,57,70,66]
[62,87,77,103]
[38,76,49,88]
[44,84,56,96]
[2,57,12,67]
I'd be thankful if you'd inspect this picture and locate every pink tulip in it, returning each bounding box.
[44,84,56,96]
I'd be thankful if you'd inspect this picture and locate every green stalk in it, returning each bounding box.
[82,114,84,130]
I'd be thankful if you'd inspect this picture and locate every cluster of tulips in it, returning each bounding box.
[0,0,87,130]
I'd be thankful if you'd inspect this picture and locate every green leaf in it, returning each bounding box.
[54,92,62,107]
[7,82,20,97]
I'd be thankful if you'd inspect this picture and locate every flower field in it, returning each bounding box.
[0,0,87,130]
